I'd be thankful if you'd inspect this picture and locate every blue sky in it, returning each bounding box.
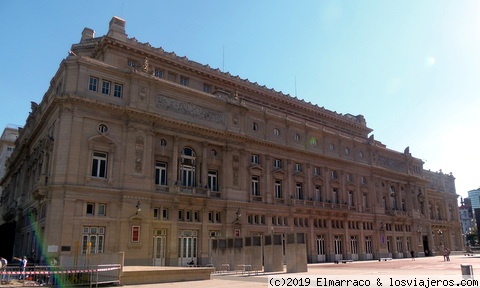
[1,0,479,200]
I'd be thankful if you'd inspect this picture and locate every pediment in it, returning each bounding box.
[249,164,264,172]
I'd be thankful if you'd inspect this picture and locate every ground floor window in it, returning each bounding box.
[82,226,105,254]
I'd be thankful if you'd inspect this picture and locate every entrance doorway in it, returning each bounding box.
[423,235,431,256]
[153,229,166,266]
[178,230,198,266]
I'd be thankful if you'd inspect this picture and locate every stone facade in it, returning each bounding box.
[0,17,461,266]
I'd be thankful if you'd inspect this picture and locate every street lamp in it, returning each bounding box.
[136,201,141,215]
[437,230,444,249]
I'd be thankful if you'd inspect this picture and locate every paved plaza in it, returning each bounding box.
[125,255,480,287]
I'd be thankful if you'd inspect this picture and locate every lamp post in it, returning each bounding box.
[416,224,422,246]
[437,230,444,250]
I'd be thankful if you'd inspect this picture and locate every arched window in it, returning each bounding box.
[180,147,196,187]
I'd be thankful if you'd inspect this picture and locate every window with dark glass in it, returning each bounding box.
[91,151,107,178]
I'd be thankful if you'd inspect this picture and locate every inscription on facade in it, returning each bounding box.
[156,95,225,124]
[377,155,405,172]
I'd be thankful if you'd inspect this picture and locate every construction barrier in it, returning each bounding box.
[0,264,121,287]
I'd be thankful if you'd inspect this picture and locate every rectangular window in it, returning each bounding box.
[178,210,184,221]
[98,203,106,216]
[194,211,200,222]
[155,162,168,185]
[331,170,338,179]
[113,83,123,98]
[86,203,95,216]
[101,80,111,95]
[180,76,189,86]
[203,83,211,93]
[162,208,169,220]
[296,183,303,200]
[208,170,218,191]
[295,163,302,172]
[347,173,353,182]
[128,60,136,67]
[315,186,322,201]
[251,154,260,164]
[332,188,338,204]
[131,225,140,242]
[89,77,98,91]
[82,226,105,254]
[313,167,321,176]
[153,208,160,219]
[154,69,164,78]
[274,159,282,169]
[251,176,260,196]
[91,151,107,178]
[274,180,282,198]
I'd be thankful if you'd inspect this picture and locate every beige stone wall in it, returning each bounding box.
[0,17,461,266]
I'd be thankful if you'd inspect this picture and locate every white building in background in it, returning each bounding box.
[459,204,474,235]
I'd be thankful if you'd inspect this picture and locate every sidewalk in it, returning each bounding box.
[125,255,480,287]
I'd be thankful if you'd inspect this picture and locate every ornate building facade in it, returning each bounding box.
[0,17,461,266]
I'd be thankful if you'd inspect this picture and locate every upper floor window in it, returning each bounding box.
[91,151,107,178]
[295,183,304,200]
[101,80,111,95]
[208,170,218,191]
[203,84,212,93]
[294,133,300,142]
[252,122,258,131]
[294,163,302,172]
[331,170,338,179]
[346,173,353,182]
[273,128,280,136]
[98,124,108,134]
[155,162,168,186]
[154,69,164,78]
[251,176,260,196]
[98,203,106,216]
[113,83,123,98]
[310,137,318,146]
[180,76,189,86]
[86,203,95,216]
[274,180,282,198]
[273,159,282,169]
[180,147,196,187]
[89,77,98,92]
[313,167,321,176]
[251,154,260,164]
[329,143,335,151]
[128,60,136,67]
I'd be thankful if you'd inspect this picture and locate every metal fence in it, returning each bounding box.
[0,263,121,287]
